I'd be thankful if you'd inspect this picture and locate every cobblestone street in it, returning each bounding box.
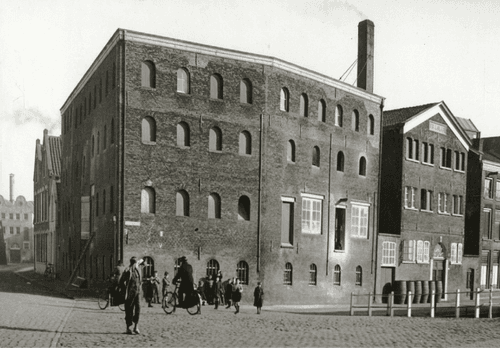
[2,265,500,347]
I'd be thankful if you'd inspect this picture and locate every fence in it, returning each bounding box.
[350,288,500,318]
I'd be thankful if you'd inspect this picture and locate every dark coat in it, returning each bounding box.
[253,286,264,307]
[172,262,194,291]
[119,265,142,300]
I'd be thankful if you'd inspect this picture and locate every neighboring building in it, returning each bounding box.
[33,129,61,275]
[465,137,500,291]
[59,20,384,304]
[0,174,34,263]
[378,101,473,301]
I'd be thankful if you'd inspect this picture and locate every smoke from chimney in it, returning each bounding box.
[357,20,375,93]
[9,174,14,203]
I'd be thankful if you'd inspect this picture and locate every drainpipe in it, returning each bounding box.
[326,133,332,275]
[257,113,264,273]
[119,31,126,262]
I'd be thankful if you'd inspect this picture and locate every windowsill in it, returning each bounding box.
[358,175,366,178]
[209,150,222,153]
[406,158,419,163]
[451,213,464,217]
[439,166,452,171]
[176,92,192,97]
[404,207,419,211]
[239,153,252,157]
[455,169,465,174]
[422,162,434,167]
[334,249,345,253]
[280,109,289,113]
[240,102,253,107]
[402,261,416,264]
[438,211,450,215]
[281,243,294,249]
[450,262,462,265]
[140,86,156,91]
[142,141,156,146]
[416,261,430,264]
[178,146,191,150]
[311,165,320,170]
[380,264,396,267]
[420,209,434,214]
[287,161,295,164]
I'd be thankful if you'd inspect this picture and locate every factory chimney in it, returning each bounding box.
[357,19,375,93]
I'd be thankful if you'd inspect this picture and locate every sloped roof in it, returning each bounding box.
[48,136,61,177]
[383,102,438,127]
[456,117,480,139]
[482,137,500,163]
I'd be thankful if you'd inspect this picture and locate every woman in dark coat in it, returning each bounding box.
[253,282,264,314]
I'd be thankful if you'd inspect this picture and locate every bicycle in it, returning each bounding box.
[98,277,126,311]
[43,263,55,280]
[162,283,201,315]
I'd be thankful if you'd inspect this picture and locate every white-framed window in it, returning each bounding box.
[210,74,223,99]
[485,178,493,199]
[335,105,343,127]
[141,187,155,214]
[496,180,500,201]
[301,195,323,234]
[141,60,156,88]
[381,241,396,266]
[177,68,190,94]
[423,241,430,263]
[406,137,419,160]
[299,93,308,117]
[403,240,415,262]
[280,88,289,112]
[351,204,369,238]
[416,240,430,263]
[441,147,452,168]
[420,189,433,212]
[453,195,464,215]
[422,142,434,164]
[450,243,463,264]
[438,192,448,214]
[404,187,417,209]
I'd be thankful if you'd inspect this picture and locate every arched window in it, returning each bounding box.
[280,88,289,112]
[176,190,189,216]
[177,122,190,147]
[312,146,320,167]
[206,259,220,278]
[209,127,222,151]
[309,264,317,285]
[141,187,156,213]
[240,79,252,104]
[352,110,359,132]
[333,264,341,285]
[210,74,223,99]
[355,266,362,286]
[208,193,221,219]
[238,195,251,221]
[141,61,156,88]
[142,117,156,143]
[337,151,345,172]
[177,68,190,94]
[239,131,251,155]
[359,157,366,176]
[142,256,154,278]
[368,114,375,135]
[335,105,343,127]
[110,118,115,144]
[287,140,296,163]
[284,262,293,285]
[318,99,326,122]
[237,261,249,285]
[300,93,308,117]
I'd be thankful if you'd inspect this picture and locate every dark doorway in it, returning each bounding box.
[379,267,394,303]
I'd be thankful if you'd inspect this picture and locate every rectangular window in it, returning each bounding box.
[416,240,424,262]
[423,241,430,263]
[1,213,5,219]
[496,180,500,201]
[438,192,449,213]
[460,152,465,171]
[15,213,20,220]
[281,200,294,245]
[440,147,452,168]
[406,138,419,160]
[420,189,433,211]
[404,187,416,209]
[24,213,28,220]
[351,205,369,238]
[494,210,500,240]
[16,227,20,234]
[458,243,463,264]
[481,251,489,288]
[403,240,415,262]
[422,142,434,164]
[453,195,463,215]
[454,151,460,170]
[493,251,499,289]
[335,207,345,250]
[451,243,457,263]
[9,227,13,234]
[485,178,493,199]
[301,196,322,234]
[483,209,492,239]
[23,241,29,250]
[381,242,396,266]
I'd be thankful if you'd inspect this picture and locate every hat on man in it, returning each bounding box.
[130,256,137,264]
[179,256,187,262]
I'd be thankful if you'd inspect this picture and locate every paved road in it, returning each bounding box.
[2,264,500,347]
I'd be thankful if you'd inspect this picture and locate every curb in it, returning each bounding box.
[14,271,75,300]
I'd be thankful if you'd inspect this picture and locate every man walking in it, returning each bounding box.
[119,257,143,334]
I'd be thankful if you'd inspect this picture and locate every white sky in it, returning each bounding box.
[1,0,499,201]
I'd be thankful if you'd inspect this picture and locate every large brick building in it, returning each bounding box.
[378,102,473,300]
[59,20,384,304]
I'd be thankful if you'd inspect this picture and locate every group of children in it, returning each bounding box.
[144,270,264,314]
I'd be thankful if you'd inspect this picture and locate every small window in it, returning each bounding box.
[142,117,156,143]
[237,261,249,285]
[239,131,251,155]
[208,193,221,219]
[280,88,289,112]
[352,110,359,131]
[312,146,320,167]
[176,190,189,216]
[359,157,366,176]
[177,122,190,147]
[238,195,251,221]
[381,242,396,266]
[309,264,317,285]
[210,74,223,99]
[453,195,464,215]
[240,79,252,104]
[368,114,374,135]
[209,127,222,151]
[287,140,295,163]
[177,68,190,94]
[355,266,362,286]
[318,99,326,122]
[141,61,156,88]
[335,105,343,127]
[333,265,341,285]
[403,240,415,262]
[141,187,156,214]
[404,187,417,209]
[422,142,434,164]
[142,256,154,278]
[299,93,308,117]
[284,262,293,285]
[438,192,449,213]
[420,189,433,211]
[336,151,345,172]
[206,259,220,279]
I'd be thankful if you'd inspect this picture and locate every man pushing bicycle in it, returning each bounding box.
[172,256,194,308]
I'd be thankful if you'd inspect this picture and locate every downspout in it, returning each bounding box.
[119,31,126,262]
[257,113,264,273]
[326,133,332,275]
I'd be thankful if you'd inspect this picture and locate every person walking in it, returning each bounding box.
[172,256,194,307]
[213,275,223,309]
[119,257,143,335]
[253,282,264,314]
[162,271,171,300]
[232,278,243,314]
[224,278,233,308]
[151,270,161,304]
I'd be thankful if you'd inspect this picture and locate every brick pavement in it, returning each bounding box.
[3,265,500,347]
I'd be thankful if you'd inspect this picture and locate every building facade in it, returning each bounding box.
[0,175,34,263]
[33,129,61,274]
[378,102,473,301]
[59,21,384,304]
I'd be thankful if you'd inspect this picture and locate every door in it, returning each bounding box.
[379,267,395,303]
[432,259,445,298]
[10,249,21,263]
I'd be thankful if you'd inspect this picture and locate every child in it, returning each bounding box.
[232,278,243,314]
[151,270,161,304]
[253,282,264,314]
[162,271,170,300]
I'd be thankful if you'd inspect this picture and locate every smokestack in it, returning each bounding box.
[357,19,374,93]
[9,174,14,203]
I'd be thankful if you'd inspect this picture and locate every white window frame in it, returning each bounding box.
[453,195,464,216]
[485,178,493,199]
[403,240,415,262]
[423,241,430,263]
[381,241,397,266]
[421,189,433,212]
[301,193,323,234]
[351,204,369,238]
[450,243,457,264]
[405,187,417,209]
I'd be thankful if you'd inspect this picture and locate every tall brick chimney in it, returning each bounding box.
[9,174,14,203]
[357,19,374,93]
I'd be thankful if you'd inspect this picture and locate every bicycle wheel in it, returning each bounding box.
[186,294,201,315]
[162,292,176,314]
[98,290,109,310]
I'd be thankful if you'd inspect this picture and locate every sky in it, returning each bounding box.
[1,0,499,201]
